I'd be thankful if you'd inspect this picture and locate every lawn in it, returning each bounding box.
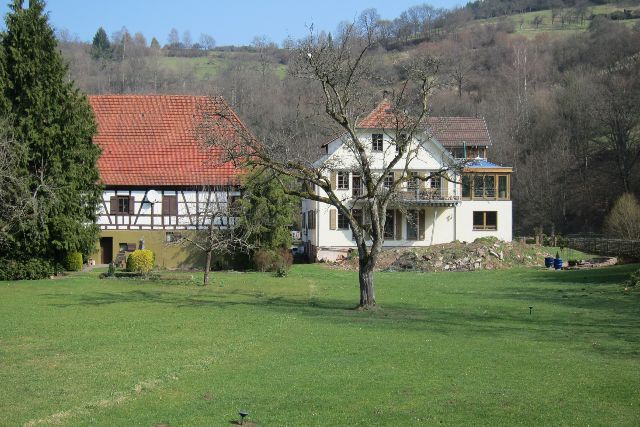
[1,264,639,426]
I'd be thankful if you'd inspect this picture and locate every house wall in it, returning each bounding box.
[302,130,513,261]
[96,187,240,269]
[94,230,205,269]
[455,200,512,243]
[98,188,240,230]
[323,130,452,171]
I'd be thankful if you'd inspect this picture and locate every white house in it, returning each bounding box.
[301,101,512,261]
[89,95,247,268]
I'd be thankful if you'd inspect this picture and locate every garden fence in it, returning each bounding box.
[566,236,640,259]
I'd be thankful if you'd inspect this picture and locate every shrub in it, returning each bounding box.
[252,248,293,275]
[125,249,155,274]
[474,236,499,245]
[107,262,116,276]
[0,258,54,280]
[628,269,640,287]
[605,193,640,240]
[65,251,83,272]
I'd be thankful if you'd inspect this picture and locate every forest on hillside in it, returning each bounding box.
[57,1,640,237]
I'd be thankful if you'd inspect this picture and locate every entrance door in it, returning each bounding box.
[100,237,113,264]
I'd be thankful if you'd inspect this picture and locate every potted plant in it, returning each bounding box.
[554,251,563,270]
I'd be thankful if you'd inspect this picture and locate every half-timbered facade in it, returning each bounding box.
[89,95,245,268]
[301,101,513,261]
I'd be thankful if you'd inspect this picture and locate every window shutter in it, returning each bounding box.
[163,196,178,216]
[330,171,337,190]
[129,196,135,214]
[329,209,337,230]
[395,210,403,240]
[162,196,169,215]
[441,176,448,197]
[419,209,426,240]
[110,197,118,214]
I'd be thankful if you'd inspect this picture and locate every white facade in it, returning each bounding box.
[97,188,241,231]
[301,129,512,260]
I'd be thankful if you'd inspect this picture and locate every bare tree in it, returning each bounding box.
[167,28,180,48]
[199,33,216,50]
[200,25,459,309]
[182,30,192,49]
[170,187,253,285]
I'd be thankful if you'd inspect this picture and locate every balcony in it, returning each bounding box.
[394,188,461,207]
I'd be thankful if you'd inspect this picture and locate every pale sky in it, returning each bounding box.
[0,0,463,46]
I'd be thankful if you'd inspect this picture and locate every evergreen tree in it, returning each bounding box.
[1,0,102,267]
[240,169,297,251]
[90,27,111,60]
[150,37,161,51]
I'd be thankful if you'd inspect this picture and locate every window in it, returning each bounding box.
[383,172,394,189]
[485,175,495,198]
[352,174,363,197]
[474,175,484,198]
[111,196,132,215]
[337,211,350,229]
[118,197,129,213]
[162,195,178,215]
[307,210,316,229]
[337,171,349,190]
[406,210,419,240]
[473,211,497,230]
[165,232,182,243]
[451,148,465,159]
[384,210,395,239]
[429,176,441,189]
[407,172,419,190]
[462,175,471,198]
[372,133,383,151]
[498,175,508,199]
[119,242,136,252]
[463,173,510,200]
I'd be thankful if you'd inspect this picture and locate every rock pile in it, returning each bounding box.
[336,237,556,272]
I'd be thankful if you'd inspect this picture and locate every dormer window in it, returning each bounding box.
[372,134,383,151]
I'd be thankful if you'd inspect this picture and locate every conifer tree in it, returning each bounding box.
[1,0,102,268]
[240,169,297,251]
[90,27,111,60]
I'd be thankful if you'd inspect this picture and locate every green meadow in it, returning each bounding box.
[1,264,638,426]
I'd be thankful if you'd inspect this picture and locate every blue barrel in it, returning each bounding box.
[544,257,554,268]
[554,258,563,270]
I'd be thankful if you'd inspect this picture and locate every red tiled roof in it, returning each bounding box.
[89,95,246,187]
[357,100,492,147]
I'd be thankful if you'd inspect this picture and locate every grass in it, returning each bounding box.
[1,264,639,426]
[158,53,288,80]
[472,4,640,38]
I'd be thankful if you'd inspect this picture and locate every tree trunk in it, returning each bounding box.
[204,250,212,286]
[358,256,376,309]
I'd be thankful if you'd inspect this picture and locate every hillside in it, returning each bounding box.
[470,3,640,38]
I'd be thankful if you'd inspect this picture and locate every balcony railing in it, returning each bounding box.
[396,188,461,203]
[352,187,461,202]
